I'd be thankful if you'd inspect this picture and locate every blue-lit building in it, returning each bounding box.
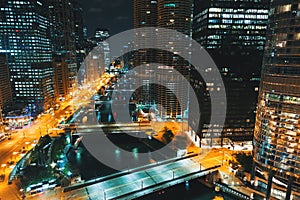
[0,0,54,115]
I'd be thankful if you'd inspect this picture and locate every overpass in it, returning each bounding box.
[62,155,220,200]
[71,123,154,136]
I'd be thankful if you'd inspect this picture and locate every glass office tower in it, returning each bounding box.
[253,1,300,200]
[191,0,269,146]
[0,0,53,114]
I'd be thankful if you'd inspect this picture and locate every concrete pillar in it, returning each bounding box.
[266,169,274,200]
[285,175,295,200]
[250,162,256,181]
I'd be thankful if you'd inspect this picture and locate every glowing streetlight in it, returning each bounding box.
[50,162,56,169]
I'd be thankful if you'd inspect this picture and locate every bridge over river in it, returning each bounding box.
[62,155,220,200]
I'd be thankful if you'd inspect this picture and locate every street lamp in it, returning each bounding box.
[50,162,56,169]
[222,150,225,166]
[0,106,3,133]
[12,152,18,161]
[1,164,6,172]
[25,142,30,149]
[220,150,225,166]
[39,127,42,137]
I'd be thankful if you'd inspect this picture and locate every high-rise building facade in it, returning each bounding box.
[133,0,193,119]
[73,0,84,50]
[48,0,76,56]
[253,1,300,200]
[53,56,69,99]
[48,0,79,100]
[89,28,111,70]
[156,0,193,118]
[193,0,269,52]
[134,0,157,66]
[94,28,110,42]
[0,54,13,110]
[0,0,54,114]
[133,0,157,105]
[191,0,269,145]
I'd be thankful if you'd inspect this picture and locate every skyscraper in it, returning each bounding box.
[191,0,269,145]
[48,0,78,100]
[253,1,300,200]
[134,0,157,66]
[0,0,54,114]
[94,28,110,42]
[53,56,69,99]
[48,0,76,56]
[156,0,193,118]
[0,54,12,110]
[133,0,158,105]
[73,0,84,50]
[132,0,193,119]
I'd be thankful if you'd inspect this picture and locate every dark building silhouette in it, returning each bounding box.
[191,0,269,145]
[0,54,13,110]
[48,0,81,100]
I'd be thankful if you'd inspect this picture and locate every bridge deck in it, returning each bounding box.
[62,155,220,200]
[72,123,153,135]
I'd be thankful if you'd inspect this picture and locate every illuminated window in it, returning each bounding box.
[295,33,300,40]
[164,3,176,8]
[279,4,291,13]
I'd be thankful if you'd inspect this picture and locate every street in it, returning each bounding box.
[0,74,114,200]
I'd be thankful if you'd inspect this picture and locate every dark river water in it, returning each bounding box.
[67,133,236,200]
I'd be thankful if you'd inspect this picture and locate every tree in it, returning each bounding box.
[21,166,55,189]
[162,127,174,144]
[234,152,253,173]
[51,136,66,162]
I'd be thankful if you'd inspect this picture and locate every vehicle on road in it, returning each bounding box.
[0,133,6,142]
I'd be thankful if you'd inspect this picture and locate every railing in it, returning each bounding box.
[63,154,199,192]
[215,182,252,200]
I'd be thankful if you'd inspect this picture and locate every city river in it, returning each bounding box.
[67,133,236,200]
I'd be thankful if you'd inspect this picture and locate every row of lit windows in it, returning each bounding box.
[0,48,50,53]
[9,1,30,5]
[209,13,268,19]
[209,8,268,14]
[0,25,38,28]
[265,93,300,106]
[208,22,266,29]
[208,19,265,25]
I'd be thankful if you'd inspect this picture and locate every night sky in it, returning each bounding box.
[78,0,133,37]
